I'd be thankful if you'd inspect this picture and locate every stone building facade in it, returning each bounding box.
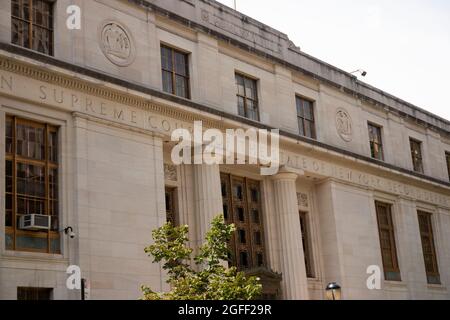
[0,0,449,300]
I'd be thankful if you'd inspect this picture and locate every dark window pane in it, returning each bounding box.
[162,70,173,94]
[234,184,243,200]
[240,251,249,268]
[252,209,260,223]
[48,131,58,162]
[256,253,264,267]
[161,46,172,70]
[16,235,48,251]
[254,231,262,245]
[303,101,313,120]
[51,215,59,231]
[298,119,304,136]
[239,229,246,244]
[6,118,13,153]
[6,160,13,193]
[16,124,45,160]
[16,163,45,197]
[223,204,228,221]
[244,78,256,99]
[50,237,60,254]
[5,232,14,250]
[237,207,245,222]
[236,74,245,96]
[296,99,304,117]
[237,96,245,117]
[221,182,227,197]
[304,121,312,139]
[175,75,188,98]
[174,52,188,76]
[5,210,13,227]
[17,287,52,300]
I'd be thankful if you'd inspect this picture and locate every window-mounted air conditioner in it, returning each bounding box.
[19,214,51,231]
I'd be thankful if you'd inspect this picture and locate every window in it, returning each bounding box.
[161,45,190,99]
[445,152,450,182]
[299,211,314,278]
[235,73,259,121]
[410,138,424,173]
[17,287,52,300]
[417,211,440,284]
[221,174,265,270]
[368,123,384,160]
[5,116,60,253]
[296,97,316,139]
[11,0,53,55]
[375,201,401,281]
[165,187,177,226]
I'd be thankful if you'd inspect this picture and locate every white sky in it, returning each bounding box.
[216,0,450,121]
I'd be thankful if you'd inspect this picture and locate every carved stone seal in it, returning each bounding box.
[335,108,353,142]
[99,20,136,67]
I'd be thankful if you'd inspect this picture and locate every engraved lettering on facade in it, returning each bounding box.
[1,74,13,91]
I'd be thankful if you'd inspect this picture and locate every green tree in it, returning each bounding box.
[141,215,262,300]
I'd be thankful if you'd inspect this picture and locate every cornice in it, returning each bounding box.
[0,50,225,131]
[1,47,450,192]
[130,0,450,135]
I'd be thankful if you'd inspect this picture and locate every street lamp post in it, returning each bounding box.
[325,282,342,300]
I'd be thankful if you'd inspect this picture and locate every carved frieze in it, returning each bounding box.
[297,193,309,208]
[164,164,178,181]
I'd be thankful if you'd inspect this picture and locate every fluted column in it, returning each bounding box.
[193,164,223,246]
[272,171,309,300]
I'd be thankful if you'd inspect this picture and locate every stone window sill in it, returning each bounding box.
[384,281,408,291]
[2,250,66,263]
[427,284,447,291]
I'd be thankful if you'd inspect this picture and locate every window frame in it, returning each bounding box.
[296,96,316,140]
[220,173,265,271]
[11,0,54,56]
[409,138,424,173]
[374,201,401,282]
[417,211,440,285]
[5,115,60,254]
[17,287,53,300]
[235,72,260,121]
[445,152,450,182]
[160,44,191,99]
[299,211,315,278]
[368,122,384,161]
[164,187,178,226]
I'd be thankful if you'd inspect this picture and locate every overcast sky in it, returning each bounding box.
[216,0,450,121]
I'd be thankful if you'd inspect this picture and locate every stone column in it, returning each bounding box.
[272,171,309,300]
[193,164,223,246]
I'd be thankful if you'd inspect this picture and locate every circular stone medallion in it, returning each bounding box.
[99,20,136,67]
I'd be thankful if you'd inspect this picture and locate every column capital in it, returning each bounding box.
[270,166,303,181]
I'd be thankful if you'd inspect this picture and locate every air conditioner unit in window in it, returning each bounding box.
[19,214,51,231]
